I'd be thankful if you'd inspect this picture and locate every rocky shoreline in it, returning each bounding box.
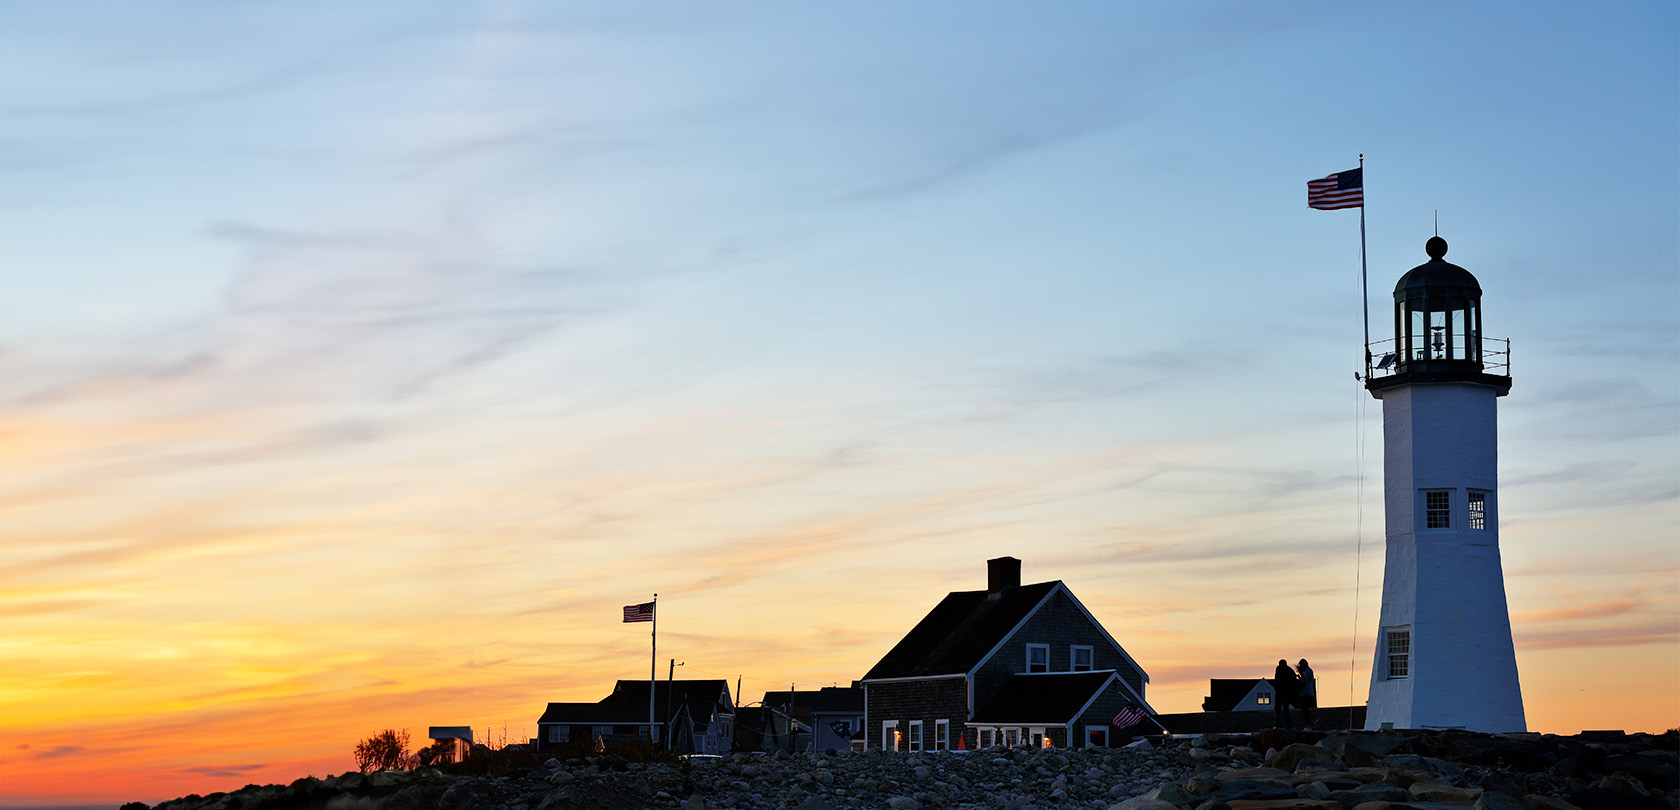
[128,729,1677,810]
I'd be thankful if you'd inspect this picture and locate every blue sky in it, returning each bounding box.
[1,1,1675,803]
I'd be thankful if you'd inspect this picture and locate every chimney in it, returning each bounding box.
[987,556,1021,595]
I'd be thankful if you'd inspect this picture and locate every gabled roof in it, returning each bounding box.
[862,581,1059,680]
[538,679,733,725]
[537,701,650,724]
[759,685,863,719]
[603,679,732,712]
[1203,678,1269,712]
[970,671,1120,724]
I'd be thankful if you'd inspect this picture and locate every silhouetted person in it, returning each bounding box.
[1272,659,1299,729]
[1296,659,1317,729]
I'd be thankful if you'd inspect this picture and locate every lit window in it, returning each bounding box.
[1257,692,1272,706]
[1086,727,1107,748]
[1071,645,1094,672]
[934,719,949,751]
[1425,490,1451,529]
[908,720,923,752]
[1468,491,1487,530]
[1387,630,1411,679]
[1026,644,1049,673]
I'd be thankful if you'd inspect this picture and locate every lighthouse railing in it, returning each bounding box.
[1365,337,1509,380]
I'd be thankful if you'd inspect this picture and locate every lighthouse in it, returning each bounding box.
[1363,236,1526,732]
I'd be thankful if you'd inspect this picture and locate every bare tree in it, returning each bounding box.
[353,729,412,773]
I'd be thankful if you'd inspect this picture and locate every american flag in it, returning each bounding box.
[622,601,655,623]
[1111,701,1146,728]
[1307,167,1363,210]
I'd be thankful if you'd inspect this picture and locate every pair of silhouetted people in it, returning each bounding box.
[1272,658,1316,729]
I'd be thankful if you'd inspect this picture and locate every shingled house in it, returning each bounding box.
[1202,678,1276,712]
[861,557,1153,750]
[536,679,734,755]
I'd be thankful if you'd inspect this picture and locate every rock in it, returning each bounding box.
[1452,739,1552,773]
[791,799,834,810]
[1330,784,1415,808]
[1217,769,1301,786]
[1569,787,1670,810]
[1267,745,1342,774]
[1215,782,1305,803]
[1112,799,1181,810]
[1227,801,1344,810]
[1409,784,1483,802]
[1475,791,1534,810]
[1483,773,1533,800]
[1148,784,1195,807]
[1299,783,1333,800]
[887,797,921,810]
[1603,758,1680,792]
[1526,797,1585,810]
[1598,774,1652,797]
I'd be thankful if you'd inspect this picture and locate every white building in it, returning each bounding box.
[1362,236,1526,732]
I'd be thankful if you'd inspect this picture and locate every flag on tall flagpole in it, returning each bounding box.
[623,602,655,622]
[1308,167,1363,210]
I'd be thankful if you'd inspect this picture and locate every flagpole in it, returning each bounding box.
[650,593,657,747]
[1359,154,1370,369]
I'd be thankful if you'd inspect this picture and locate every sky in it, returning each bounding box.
[1,1,1676,806]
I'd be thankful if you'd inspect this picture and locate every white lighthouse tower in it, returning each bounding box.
[1363,236,1526,732]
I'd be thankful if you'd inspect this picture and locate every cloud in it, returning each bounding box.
[178,763,267,778]
[25,744,85,759]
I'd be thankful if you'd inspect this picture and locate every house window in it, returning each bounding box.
[934,719,949,751]
[1003,727,1020,747]
[908,720,923,752]
[882,721,899,751]
[1071,645,1094,672]
[1026,644,1050,673]
[546,726,568,743]
[1425,490,1451,529]
[1257,692,1272,706]
[1386,629,1411,679]
[1468,491,1488,530]
[1086,727,1107,748]
[591,725,611,739]
[977,727,995,748]
[1030,728,1047,748]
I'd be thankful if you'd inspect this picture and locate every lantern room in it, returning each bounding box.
[1366,236,1510,394]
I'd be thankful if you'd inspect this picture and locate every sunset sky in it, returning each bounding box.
[2,2,1676,806]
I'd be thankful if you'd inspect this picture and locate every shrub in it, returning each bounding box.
[353,729,412,773]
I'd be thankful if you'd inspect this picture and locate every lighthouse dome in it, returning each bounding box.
[1394,236,1481,298]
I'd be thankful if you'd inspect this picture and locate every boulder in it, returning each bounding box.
[1268,745,1343,774]
[1409,784,1483,802]
[1111,799,1182,810]
[1214,782,1306,803]
[1218,769,1302,786]
[1451,739,1552,773]
[1568,788,1670,810]
[1330,784,1416,808]
[1227,801,1344,810]
[1474,792,1534,810]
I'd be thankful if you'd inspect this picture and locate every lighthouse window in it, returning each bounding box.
[1386,630,1411,679]
[1468,491,1488,530]
[1425,490,1451,529]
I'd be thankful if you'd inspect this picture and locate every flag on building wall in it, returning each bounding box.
[1111,702,1146,728]
[623,602,655,622]
[1308,167,1363,210]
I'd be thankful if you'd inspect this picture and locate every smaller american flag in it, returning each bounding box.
[622,601,655,623]
[1308,167,1363,210]
[1111,701,1146,728]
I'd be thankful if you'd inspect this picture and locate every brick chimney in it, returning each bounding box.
[987,556,1021,595]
